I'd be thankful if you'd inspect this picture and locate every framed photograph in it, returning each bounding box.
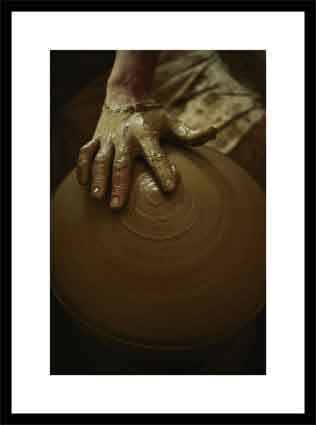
[1,0,315,423]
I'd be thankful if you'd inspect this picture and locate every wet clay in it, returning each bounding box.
[120,171,196,240]
[76,102,217,209]
[52,145,265,351]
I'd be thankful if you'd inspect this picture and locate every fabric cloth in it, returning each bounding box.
[52,51,266,191]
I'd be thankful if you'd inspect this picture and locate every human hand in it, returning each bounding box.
[76,101,217,209]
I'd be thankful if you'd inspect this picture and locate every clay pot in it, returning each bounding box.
[52,146,265,359]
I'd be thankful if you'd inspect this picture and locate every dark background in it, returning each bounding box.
[50,51,266,374]
[51,51,115,109]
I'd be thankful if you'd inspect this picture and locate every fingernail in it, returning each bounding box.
[110,196,120,208]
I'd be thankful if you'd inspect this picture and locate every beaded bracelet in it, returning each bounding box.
[103,101,162,114]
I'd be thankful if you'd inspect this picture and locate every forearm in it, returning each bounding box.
[106,50,159,107]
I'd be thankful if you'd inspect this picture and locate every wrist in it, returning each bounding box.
[106,77,152,107]
[105,51,158,108]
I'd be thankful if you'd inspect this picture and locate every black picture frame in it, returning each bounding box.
[1,1,315,424]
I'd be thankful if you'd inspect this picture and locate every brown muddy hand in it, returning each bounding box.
[76,103,217,209]
[165,115,218,147]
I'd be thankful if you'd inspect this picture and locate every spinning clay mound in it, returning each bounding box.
[52,146,266,351]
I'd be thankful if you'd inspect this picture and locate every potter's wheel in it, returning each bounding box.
[52,146,265,350]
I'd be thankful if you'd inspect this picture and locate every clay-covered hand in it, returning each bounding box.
[76,103,217,209]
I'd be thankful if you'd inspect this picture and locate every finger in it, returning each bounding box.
[110,144,132,210]
[165,116,217,147]
[90,142,114,200]
[76,138,100,185]
[140,136,177,193]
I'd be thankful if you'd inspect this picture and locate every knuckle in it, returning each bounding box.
[77,157,89,166]
[112,169,129,185]
[92,175,105,188]
[94,155,106,165]
[100,137,112,149]
[112,182,128,196]
[79,144,91,153]
[92,161,106,179]
[113,156,129,170]
[112,167,130,194]
[79,143,93,159]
